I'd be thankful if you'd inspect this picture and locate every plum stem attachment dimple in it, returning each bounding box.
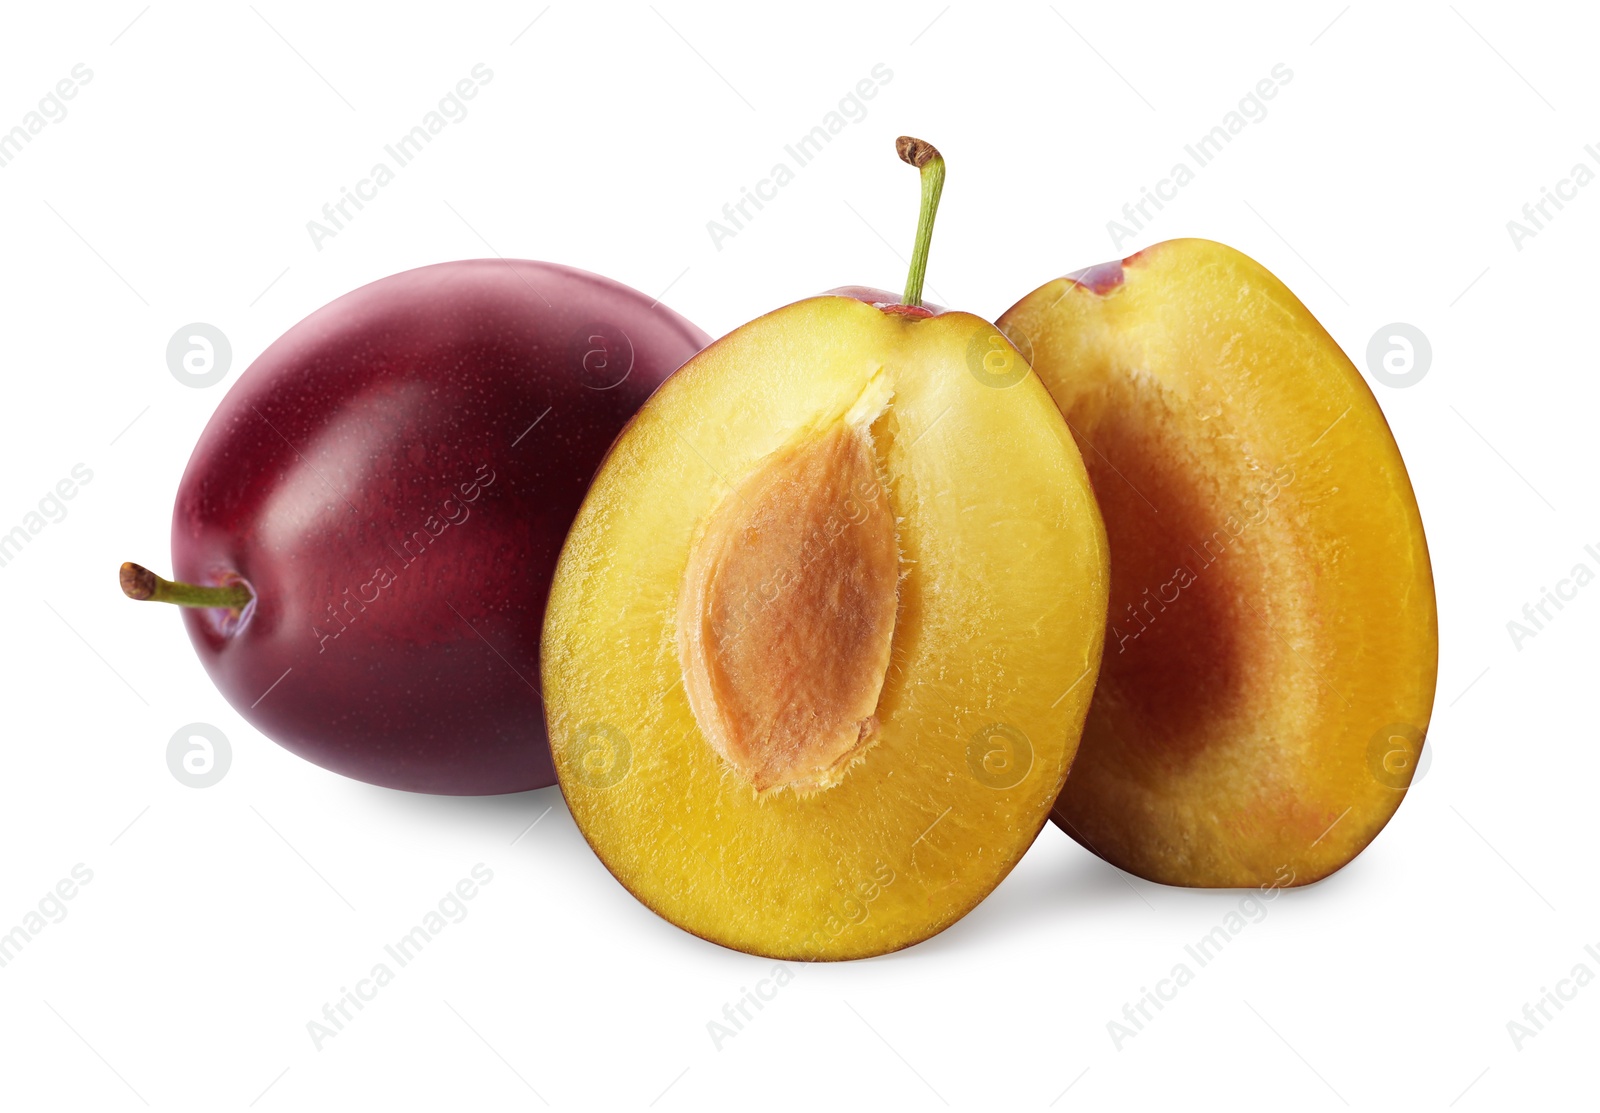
[119,562,252,610]
[896,136,945,309]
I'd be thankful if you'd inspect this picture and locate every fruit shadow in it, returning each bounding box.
[348,780,580,851]
[877,832,1162,962]
[881,831,1364,963]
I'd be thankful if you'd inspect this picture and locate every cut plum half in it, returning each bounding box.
[1000,238,1438,888]
[542,294,1108,959]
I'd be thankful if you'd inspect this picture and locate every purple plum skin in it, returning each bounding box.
[173,259,708,794]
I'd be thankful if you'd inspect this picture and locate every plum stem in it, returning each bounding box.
[896,136,945,309]
[120,562,252,610]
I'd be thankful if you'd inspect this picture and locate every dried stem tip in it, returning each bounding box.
[896,136,942,168]
[120,561,158,600]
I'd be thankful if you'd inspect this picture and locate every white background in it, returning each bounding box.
[0,2,1593,1109]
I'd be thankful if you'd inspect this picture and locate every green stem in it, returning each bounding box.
[896,136,946,308]
[120,562,252,610]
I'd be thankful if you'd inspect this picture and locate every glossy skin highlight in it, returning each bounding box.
[173,259,708,794]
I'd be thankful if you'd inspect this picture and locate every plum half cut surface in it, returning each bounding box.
[541,140,1110,958]
[1000,238,1438,887]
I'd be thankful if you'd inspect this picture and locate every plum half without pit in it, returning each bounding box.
[542,139,1110,959]
[1000,239,1438,888]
